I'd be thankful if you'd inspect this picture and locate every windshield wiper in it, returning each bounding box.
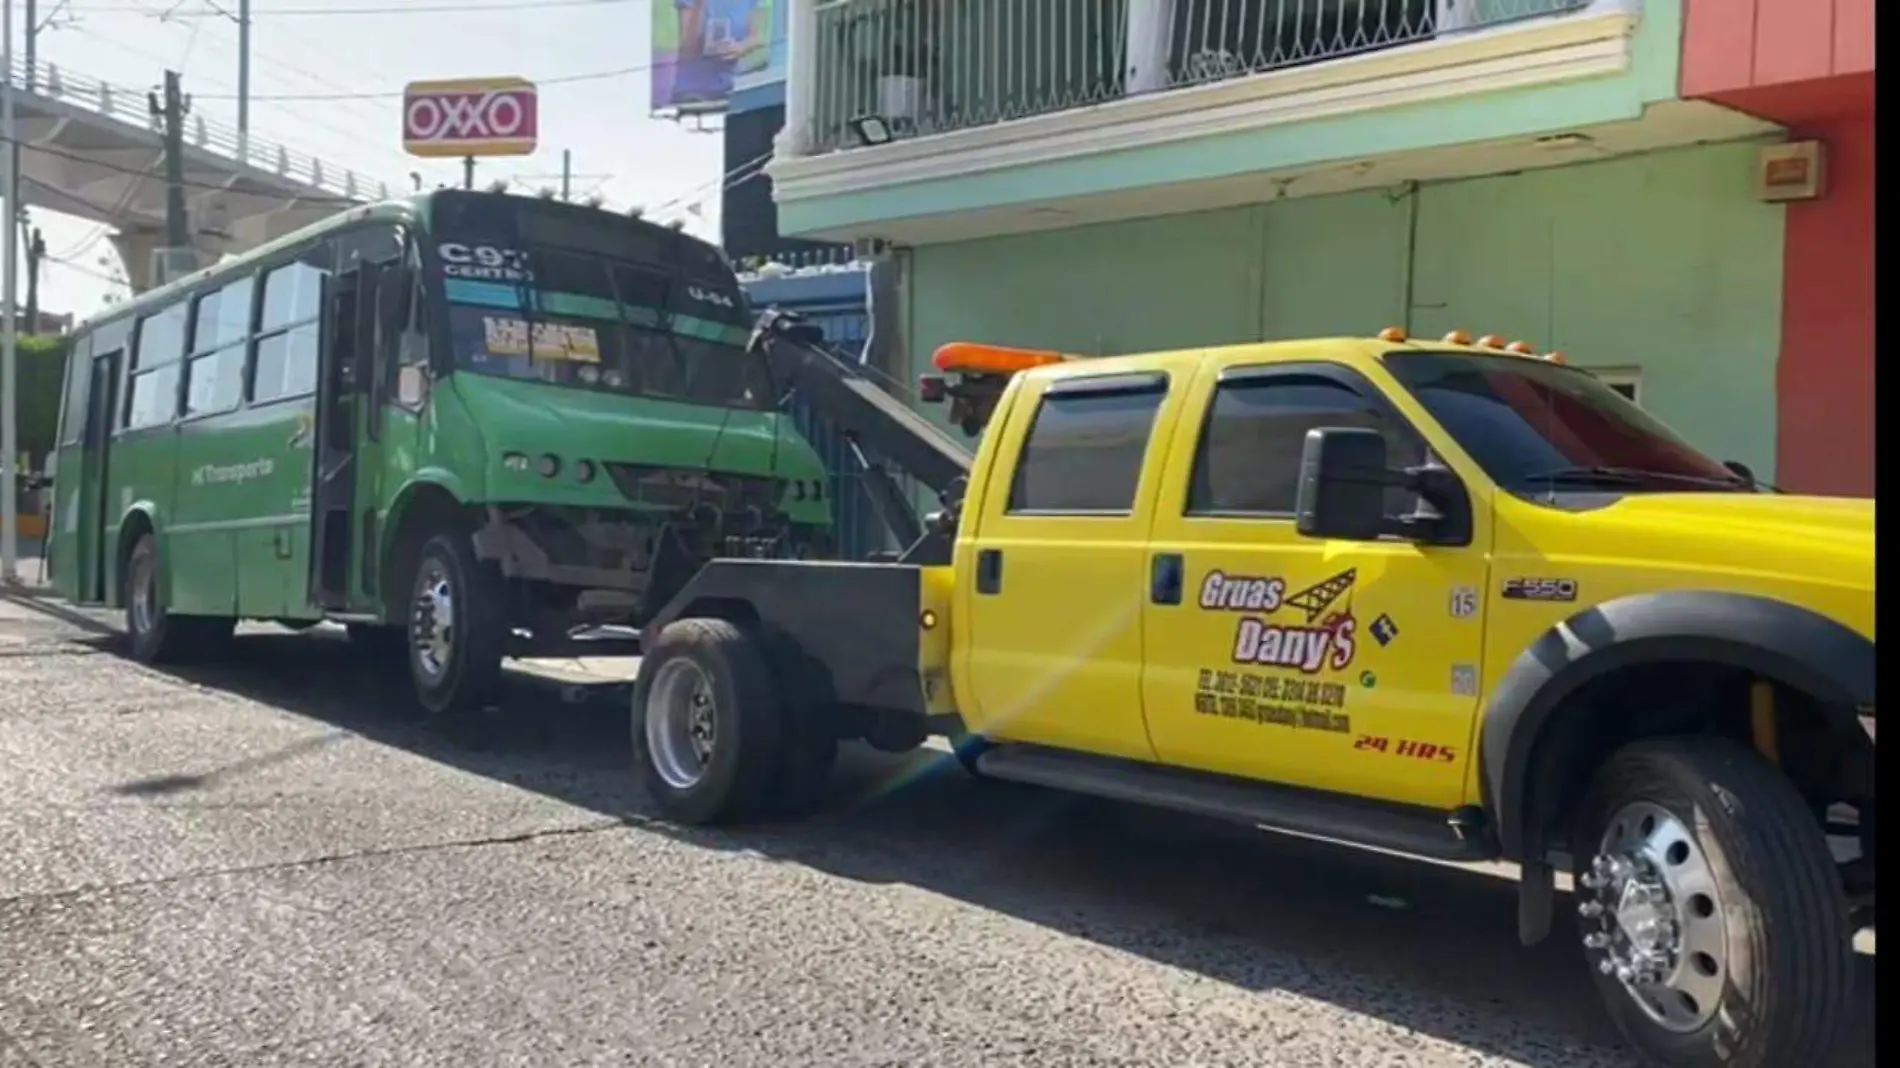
[1522,465,1748,490]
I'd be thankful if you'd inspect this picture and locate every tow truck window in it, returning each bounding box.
[1187,374,1424,517]
[1008,386,1166,514]
[1382,351,1741,495]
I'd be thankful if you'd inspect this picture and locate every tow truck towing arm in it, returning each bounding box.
[752,310,1069,565]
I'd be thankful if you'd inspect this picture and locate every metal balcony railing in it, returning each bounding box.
[8,57,392,202]
[809,0,1595,154]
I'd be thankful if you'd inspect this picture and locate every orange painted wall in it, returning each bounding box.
[1682,0,1874,102]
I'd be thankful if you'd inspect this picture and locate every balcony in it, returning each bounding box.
[768,1,1767,245]
[799,0,1593,155]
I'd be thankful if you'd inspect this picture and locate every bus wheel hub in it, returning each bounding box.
[412,568,455,677]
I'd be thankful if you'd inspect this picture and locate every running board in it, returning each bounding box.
[974,744,1498,862]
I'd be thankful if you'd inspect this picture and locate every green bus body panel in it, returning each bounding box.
[446,373,830,524]
[51,193,836,626]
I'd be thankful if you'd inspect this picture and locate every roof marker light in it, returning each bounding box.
[1506,340,1536,355]
[1442,329,1473,344]
[932,342,1069,376]
[1544,351,1569,365]
[1377,326,1409,342]
[1476,334,1507,349]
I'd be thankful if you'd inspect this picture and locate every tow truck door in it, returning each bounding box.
[953,361,1188,763]
[1136,354,1491,811]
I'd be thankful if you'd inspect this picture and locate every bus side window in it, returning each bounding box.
[57,333,95,447]
[125,303,189,431]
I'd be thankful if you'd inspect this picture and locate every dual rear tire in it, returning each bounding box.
[631,618,838,825]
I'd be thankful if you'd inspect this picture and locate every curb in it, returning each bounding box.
[0,586,121,638]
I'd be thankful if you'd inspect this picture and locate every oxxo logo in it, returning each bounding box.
[403,77,538,158]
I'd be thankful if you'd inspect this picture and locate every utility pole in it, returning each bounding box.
[237,0,250,159]
[561,149,572,201]
[23,0,33,90]
[149,71,190,256]
[2,0,18,584]
[24,222,43,330]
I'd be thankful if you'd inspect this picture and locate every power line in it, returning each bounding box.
[186,33,787,100]
[193,62,648,101]
[68,0,632,17]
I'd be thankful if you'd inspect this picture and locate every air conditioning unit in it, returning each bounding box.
[149,246,203,287]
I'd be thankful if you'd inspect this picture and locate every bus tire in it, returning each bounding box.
[122,533,234,665]
[632,618,785,826]
[1572,736,1853,1068]
[406,532,508,716]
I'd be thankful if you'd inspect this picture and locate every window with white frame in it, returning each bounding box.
[1592,369,1641,405]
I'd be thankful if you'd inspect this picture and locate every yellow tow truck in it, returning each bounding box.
[635,315,1874,1068]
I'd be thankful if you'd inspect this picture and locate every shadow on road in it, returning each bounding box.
[87,626,1875,1068]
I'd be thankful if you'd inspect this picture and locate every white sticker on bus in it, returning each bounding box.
[191,459,276,487]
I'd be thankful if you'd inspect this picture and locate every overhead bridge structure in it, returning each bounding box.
[8,58,392,293]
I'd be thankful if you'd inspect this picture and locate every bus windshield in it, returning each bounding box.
[428,195,770,410]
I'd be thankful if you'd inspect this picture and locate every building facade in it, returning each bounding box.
[763,0,1872,495]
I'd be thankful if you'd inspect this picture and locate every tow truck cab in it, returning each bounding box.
[636,326,1872,1068]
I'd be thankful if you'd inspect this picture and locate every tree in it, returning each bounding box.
[17,334,69,468]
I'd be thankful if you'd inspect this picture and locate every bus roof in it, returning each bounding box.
[73,190,737,335]
[74,196,427,334]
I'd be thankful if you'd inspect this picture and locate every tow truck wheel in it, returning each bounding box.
[407,533,508,716]
[758,632,839,818]
[633,618,786,826]
[1572,736,1853,1068]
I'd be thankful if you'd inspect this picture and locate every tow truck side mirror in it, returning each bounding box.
[1295,428,1390,542]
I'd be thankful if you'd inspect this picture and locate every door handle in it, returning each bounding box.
[1151,552,1183,605]
[976,549,1003,595]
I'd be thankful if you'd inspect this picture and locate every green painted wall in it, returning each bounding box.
[785,2,1687,236]
[909,141,1787,479]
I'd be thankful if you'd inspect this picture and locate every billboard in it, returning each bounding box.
[403,77,539,158]
[651,0,777,114]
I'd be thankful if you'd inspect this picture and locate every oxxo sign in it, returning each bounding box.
[402,77,539,158]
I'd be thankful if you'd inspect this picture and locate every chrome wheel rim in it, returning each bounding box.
[410,562,455,680]
[1579,801,1729,1032]
[646,658,717,790]
[130,551,157,636]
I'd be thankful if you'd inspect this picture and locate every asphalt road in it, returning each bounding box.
[0,597,1875,1067]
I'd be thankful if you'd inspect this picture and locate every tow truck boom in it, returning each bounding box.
[752,309,976,564]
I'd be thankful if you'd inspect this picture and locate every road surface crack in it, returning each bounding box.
[0,818,631,908]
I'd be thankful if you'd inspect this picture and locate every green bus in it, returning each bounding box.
[47,190,835,713]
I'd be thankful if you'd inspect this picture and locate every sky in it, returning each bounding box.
[18,0,732,318]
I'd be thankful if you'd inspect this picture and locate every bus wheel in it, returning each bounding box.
[1573,737,1853,1068]
[406,533,508,716]
[122,533,233,664]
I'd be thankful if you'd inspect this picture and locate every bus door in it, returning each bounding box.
[310,264,376,610]
[74,343,123,603]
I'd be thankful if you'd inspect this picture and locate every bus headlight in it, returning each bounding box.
[574,459,597,483]
[537,454,561,478]
[502,452,530,472]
